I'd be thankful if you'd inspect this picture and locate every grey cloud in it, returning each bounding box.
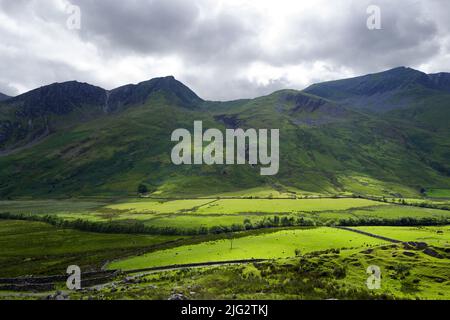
[73,0,199,55]
[183,71,291,101]
[73,0,259,64]
[261,0,441,73]
[0,0,449,100]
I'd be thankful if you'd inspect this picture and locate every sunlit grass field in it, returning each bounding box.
[0,195,449,300]
[106,199,215,214]
[345,205,450,219]
[108,227,385,270]
[354,226,450,246]
[67,243,450,300]
[106,198,385,214]
[2,198,450,233]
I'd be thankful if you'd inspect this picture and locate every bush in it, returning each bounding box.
[138,184,148,194]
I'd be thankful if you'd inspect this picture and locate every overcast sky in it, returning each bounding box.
[0,0,449,100]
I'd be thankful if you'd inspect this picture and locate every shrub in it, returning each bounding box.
[138,184,148,194]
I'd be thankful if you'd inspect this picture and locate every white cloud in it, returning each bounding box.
[0,0,449,99]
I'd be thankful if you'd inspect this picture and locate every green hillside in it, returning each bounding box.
[0,68,449,198]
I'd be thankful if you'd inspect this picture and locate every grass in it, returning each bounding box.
[140,214,292,229]
[105,198,386,215]
[340,244,450,300]
[0,199,104,214]
[353,226,450,246]
[1,201,449,300]
[2,198,449,234]
[427,188,450,199]
[67,242,450,300]
[337,175,420,198]
[107,227,385,270]
[342,205,450,220]
[106,199,215,214]
[194,198,385,214]
[0,220,182,277]
[209,186,316,198]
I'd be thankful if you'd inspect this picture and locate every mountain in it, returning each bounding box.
[0,81,107,151]
[0,69,449,198]
[0,92,10,101]
[304,67,450,114]
[0,77,201,151]
[107,76,203,113]
[7,81,106,117]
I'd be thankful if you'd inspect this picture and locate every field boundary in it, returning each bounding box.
[335,226,401,243]
[0,259,266,292]
[120,258,267,274]
[0,270,120,292]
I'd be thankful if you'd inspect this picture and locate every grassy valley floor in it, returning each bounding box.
[0,194,449,300]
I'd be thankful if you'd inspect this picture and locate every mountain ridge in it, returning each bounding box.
[0,67,448,198]
[303,67,450,113]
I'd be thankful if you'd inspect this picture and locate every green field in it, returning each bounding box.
[68,243,450,300]
[427,189,450,199]
[139,214,291,229]
[0,199,105,214]
[342,205,450,220]
[0,220,181,277]
[106,199,215,214]
[1,66,450,300]
[108,227,385,270]
[2,198,450,235]
[107,198,385,214]
[354,226,450,246]
[0,197,450,300]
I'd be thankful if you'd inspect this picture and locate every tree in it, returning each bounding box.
[138,184,148,194]
[228,233,234,250]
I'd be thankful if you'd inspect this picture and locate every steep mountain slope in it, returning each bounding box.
[0,69,448,198]
[304,67,450,115]
[0,81,107,151]
[107,76,203,113]
[0,92,10,101]
[0,76,201,152]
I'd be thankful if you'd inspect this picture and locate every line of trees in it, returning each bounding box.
[331,216,450,227]
[356,195,450,211]
[1,212,448,237]
[0,212,188,235]
[0,212,317,236]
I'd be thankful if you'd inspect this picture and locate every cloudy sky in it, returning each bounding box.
[0,0,449,100]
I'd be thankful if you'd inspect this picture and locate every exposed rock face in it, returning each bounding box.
[7,81,106,117]
[0,76,203,151]
[214,114,241,128]
[279,91,351,126]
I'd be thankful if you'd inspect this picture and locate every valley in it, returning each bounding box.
[0,190,449,300]
[0,67,449,300]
